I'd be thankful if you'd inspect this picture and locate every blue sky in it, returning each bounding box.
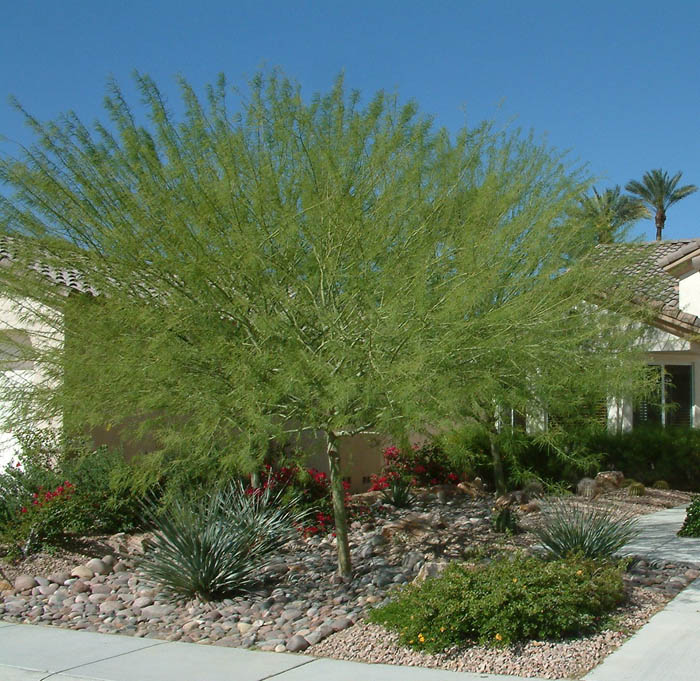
[1,0,699,241]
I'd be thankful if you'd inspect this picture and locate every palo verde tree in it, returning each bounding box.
[0,72,653,575]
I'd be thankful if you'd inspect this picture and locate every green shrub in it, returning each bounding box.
[532,499,639,560]
[627,482,646,497]
[138,481,307,601]
[369,555,625,650]
[652,480,670,490]
[678,496,700,537]
[588,426,700,490]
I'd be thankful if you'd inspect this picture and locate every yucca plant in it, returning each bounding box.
[532,499,639,560]
[137,481,308,601]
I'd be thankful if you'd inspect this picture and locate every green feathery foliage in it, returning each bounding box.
[0,71,655,576]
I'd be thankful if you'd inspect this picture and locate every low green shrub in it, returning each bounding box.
[652,480,670,490]
[369,554,625,650]
[138,481,307,601]
[678,496,700,537]
[532,499,639,560]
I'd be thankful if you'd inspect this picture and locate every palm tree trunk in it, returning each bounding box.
[655,208,666,241]
[326,431,352,578]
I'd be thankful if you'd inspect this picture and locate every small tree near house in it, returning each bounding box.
[0,71,652,577]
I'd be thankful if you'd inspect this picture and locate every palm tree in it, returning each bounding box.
[574,185,649,243]
[625,169,698,241]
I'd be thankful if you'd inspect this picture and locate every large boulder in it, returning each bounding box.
[595,470,624,492]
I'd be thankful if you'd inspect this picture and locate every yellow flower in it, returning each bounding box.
[409,640,414,644]
[418,633,425,643]
[576,569,583,576]
[495,633,503,641]
[512,578,518,583]
[440,626,446,632]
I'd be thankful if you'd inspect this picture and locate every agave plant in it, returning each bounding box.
[532,499,639,560]
[138,481,307,601]
[381,476,416,508]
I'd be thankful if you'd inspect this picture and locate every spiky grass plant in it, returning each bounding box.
[137,481,307,601]
[381,476,416,508]
[532,499,639,560]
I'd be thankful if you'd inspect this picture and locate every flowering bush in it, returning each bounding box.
[0,432,145,555]
[246,463,350,537]
[9,481,78,552]
[370,443,460,491]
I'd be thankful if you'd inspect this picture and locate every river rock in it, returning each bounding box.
[286,634,310,652]
[86,559,110,576]
[14,575,36,592]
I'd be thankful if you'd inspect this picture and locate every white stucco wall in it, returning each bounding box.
[0,295,63,469]
[679,270,700,317]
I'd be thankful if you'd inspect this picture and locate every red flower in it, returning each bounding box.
[15,461,21,467]
[20,507,27,513]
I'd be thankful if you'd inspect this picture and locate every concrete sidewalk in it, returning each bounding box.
[617,505,700,565]
[1,503,699,681]
[582,504,700,681]
[0,622,543,681]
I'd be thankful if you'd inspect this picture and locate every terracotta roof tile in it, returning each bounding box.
[595,239,700,330]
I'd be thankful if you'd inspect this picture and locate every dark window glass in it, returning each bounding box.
[665,365,692,427]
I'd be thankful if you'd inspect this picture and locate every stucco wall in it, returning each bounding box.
[0,295,63,468]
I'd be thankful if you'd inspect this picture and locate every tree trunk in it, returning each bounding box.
[326,431,352,578]
[655,208,666,241]
[488,429,507,496]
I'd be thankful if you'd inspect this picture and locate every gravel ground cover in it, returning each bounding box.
[0,486,695,677]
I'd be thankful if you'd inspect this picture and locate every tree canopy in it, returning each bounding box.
[0,72,653,575]
[626,169,697,241]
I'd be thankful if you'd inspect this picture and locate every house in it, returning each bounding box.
[601,239,700,432]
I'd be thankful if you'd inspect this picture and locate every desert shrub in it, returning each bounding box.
[0,433,146,554]
[138,481,307,601]
[678,496,700,537]
[369,554,625,650]
[532,499,639,560]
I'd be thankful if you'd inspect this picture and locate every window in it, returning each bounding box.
[634,364,693,427]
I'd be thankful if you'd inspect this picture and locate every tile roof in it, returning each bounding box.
[595,239,700,331]
[0,236,99,296]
